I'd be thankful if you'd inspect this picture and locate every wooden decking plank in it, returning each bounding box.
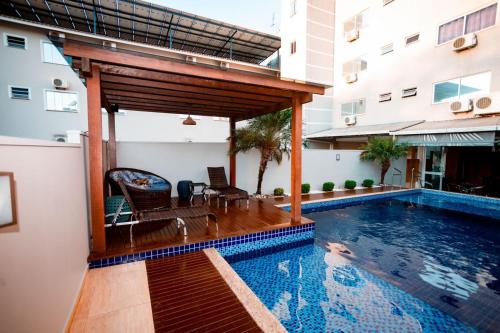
[145,251,262,333]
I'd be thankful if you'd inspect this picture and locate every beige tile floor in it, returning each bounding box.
[69,261,154,333]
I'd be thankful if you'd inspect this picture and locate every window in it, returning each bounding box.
[290,0,296,17]
[379,92,392,102]
[290,41,297,55]
[433,72,491,103]
[343,9,370,34]
[342,55,367,75]
[438,3,497,44]
[44,90,79,112]
[42,42,68,65]
[4,34,26,49]
[9,86,31,100]
[402,87,417,98]
[405,33,420,45]
[380,43,394,55]
[341,99,366,116]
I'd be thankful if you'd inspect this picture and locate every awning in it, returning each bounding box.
[306,120,424,140]
[393,116,500,146]
[396,131,497,146]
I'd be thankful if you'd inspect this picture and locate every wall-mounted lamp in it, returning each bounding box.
[182,115,197,126]
[0,172,17,228]
[336,154,341,161]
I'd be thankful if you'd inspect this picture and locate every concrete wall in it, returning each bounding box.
[0,136,89,333]
[116,142,406,195]
[332,0,500,128]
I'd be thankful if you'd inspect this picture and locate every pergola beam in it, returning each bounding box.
[99,73,290,103]
[101,81,278,106]
[98,65,296,99]
[64,41,325,94]
[102,88,267,110]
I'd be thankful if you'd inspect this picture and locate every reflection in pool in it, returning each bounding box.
[227,240,472,332]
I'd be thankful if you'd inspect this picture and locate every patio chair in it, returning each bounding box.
[105,168,217,246]
[207,167,249,212]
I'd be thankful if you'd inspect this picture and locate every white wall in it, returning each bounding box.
[333,0,500,128]
[116,142,406,195]
[0,136,89,333]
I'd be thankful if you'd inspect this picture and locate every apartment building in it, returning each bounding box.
[280,0,335,137]
[306,0,499,193]
[0,23,88,141]
[0,21,231,143]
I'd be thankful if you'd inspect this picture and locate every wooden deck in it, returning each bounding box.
[93,186,405,261]
[146,251,262,333]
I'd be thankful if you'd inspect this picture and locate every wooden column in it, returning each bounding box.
[87,65,106,253]
[290,95,302,224]
[107,110,117,169]
[229,118,236,187]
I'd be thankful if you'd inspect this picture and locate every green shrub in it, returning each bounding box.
[344,180,357,190]
[301,183,311,194]
[322,182,335,191]
[273,187,285,196]
[362,179,374,188]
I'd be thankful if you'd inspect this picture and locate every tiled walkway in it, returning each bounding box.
[69,250,284,333]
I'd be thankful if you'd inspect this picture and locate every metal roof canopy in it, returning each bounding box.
[0,0,280,64]
[306,121,425,141]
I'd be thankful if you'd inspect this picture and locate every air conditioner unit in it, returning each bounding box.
[48,31,65,40]
[52,78,69,89]
[345,29,359,42]
[452,33,477,52]
[449,98,473,113]
[53,134,67,143]
[474,94,500,115]
[344,73,358,84]
[186,55,197,63]
[102,41,117,49]
[344,115,357,126]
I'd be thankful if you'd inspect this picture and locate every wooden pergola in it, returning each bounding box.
[63,40,325,254]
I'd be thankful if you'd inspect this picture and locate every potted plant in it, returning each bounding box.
[344,180,357,190]
[273,187,285,197]
[362,179,374,188]
[323,182,335,191]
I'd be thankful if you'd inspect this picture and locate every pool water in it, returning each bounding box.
[227,193,500,332]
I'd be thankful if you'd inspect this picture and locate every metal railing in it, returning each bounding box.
[391,167,403,187]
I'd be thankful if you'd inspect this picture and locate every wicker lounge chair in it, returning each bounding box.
[207,167,249,212]
[105,168,217,246]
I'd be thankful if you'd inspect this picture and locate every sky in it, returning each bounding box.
[146,0,281,34]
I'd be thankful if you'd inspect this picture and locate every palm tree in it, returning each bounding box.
[229,109,292,195]
[360,137,408,184]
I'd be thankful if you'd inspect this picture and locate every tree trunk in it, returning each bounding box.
[256,153,269,194]
[380,160,391,184]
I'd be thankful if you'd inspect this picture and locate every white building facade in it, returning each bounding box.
[301,0,499,193]
[280,0,335,137]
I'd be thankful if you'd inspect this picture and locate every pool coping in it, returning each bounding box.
[275,188,415,208]
[204,248,287,333]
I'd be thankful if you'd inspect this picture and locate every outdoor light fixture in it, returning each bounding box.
[182,115,197,126]
[0,172,17,229]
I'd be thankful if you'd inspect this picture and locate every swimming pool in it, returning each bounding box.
[227,190,500,332]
